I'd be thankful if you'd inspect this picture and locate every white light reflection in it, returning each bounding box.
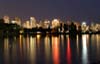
[82,35,89,64]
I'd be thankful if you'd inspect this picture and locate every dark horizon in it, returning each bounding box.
[0,0,100,23]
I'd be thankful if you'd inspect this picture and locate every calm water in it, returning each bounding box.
[0,34,100,64]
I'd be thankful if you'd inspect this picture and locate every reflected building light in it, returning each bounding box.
[19,35,23,63]
[36,34,41,48]
[52,36,60,64]
[91,35,96,47]
[12,38,17,64]
[82,35,88,64]
[96,35,100,58]
[26,36,30,50]
[96,35,100,48]
[76,35,79,55]
[44,36,51,63]
[19,35,23,51]
[4,38,10,64]
[37,34,41,40]
[23,36,26,51]
[60,35,64,48]
[66,36,72,64]
[29,37,36,64]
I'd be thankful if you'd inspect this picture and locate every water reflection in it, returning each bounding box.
[2,34,100,64]
[76,35,79,56]
[96,35,100,59]
[4,38,10,64]
[52,36,60,64]
[29,36,36,64]
[36,34,41,48]
[44,36,51,64]
[66,35,72,64]
[60,35,64,48]
[82,35,89,64]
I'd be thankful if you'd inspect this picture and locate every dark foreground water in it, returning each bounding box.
[0,34,100,64]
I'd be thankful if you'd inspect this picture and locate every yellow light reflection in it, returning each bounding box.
[96,34,100,59]
[76,35,79,56]
[26,36,30,50]
[4,38,10,64]
[52,36,60,64]
[44,36,50,63]
[19,35,23,63]
[36,34,41,48]
[29,36,36,64]
[19,35,23,51]
[12,37,17,64]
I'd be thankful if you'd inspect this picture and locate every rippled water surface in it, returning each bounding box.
[0,34,100,64]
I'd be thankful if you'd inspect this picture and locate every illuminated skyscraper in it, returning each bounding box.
[3,16,10,24]
[51,19,60,28]
[15,17,21,26]
[42,20,50,29]
[30,17,36,28]
[26,21,30,29]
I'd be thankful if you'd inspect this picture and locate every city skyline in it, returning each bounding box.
[0,0,100,22]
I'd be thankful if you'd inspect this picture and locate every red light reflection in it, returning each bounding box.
[66,37,72,64]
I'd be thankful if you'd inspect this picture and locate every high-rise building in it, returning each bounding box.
[26,21,30,29]
[42,20,50,29]
[15,17,21,26]
[51,19,60,28]
[30,17,36,28]
[3,15,10,24]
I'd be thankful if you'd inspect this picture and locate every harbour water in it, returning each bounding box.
[0,34,100,64]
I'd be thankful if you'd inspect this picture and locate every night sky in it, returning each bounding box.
[0,0,100,22]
